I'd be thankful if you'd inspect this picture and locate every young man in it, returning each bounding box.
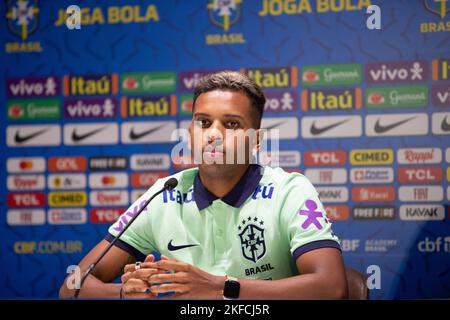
[59,71,348,299]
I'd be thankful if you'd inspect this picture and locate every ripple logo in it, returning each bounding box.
[418,236,450,253]
[66,5,81,30]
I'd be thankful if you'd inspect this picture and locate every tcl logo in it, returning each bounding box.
[398,167,442,183]
[90,208,126,223]
[324,205,349,221]
[304,150,346,166]
[7,192,46,207]
[48,156,87,172]
[131,172,168,188]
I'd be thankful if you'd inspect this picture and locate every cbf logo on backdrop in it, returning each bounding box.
[206,0,245,45]
[421,0,450,33]
[5,0,42,53]
[238,216,266,263]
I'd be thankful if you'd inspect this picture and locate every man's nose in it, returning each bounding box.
[206,121,223,144]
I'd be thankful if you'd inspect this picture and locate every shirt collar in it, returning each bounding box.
[194,164,264,211]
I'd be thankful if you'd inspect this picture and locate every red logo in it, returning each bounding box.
[304,150,346,166]
[352,186,396,202]
[7,192,46,207]
[398,166,442,183]
[48,156,87,172]
[324,205,349,221]
[90,208,126,223]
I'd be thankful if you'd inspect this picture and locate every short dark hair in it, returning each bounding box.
[192,71,266,128]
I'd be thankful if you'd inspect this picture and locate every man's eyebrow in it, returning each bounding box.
[193,112,210,117]
[223,114,245,120]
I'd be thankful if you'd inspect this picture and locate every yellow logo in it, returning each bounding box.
[350,149,394,165]
[48,192,87,207]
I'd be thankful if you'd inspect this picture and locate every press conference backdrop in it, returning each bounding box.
[1,0,449,299]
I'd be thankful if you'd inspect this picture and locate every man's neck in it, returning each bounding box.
[198,164,250,198]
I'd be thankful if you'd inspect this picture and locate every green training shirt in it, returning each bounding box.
[106,164,341,280]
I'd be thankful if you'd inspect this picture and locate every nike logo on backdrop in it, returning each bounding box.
[374,116,416,134]
[71,126,107,142]
[310,119,349,135]
[14,128,50,143]
[167,240,199,251]
[441,116,450,132]
[129,124,165,140]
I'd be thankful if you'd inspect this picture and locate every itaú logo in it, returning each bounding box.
[417,236,450,253]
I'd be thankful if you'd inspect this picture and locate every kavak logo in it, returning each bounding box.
[365,61,428,84]
[400,205,445,221]
[64,123,119,145]
[7,124,61,147]
[5,0,42,53]
[121,95,177,117]
[432,112,450,135]
[301,115,362,138]
[206,0,245,45]
[7,77,59,98]
[366,113,428,137]
[301,88,362,111]
[316,187,349,203]
[63,98,117,118]
[260,117,298,139]
[122,121,177,144]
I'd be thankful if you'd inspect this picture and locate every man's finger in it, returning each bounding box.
[121,268,163,283]
[123,261,161,273]
[122,278,150,295]
[150,283,188,294]
[144,254,155,263]
[147,260,189,272]
[148,272,188,284]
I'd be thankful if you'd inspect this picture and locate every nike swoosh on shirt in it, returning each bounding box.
[71,126,107,142]
[441,116,450,132]
[374,116,416,134]
[129,124,165,140]
[167,239,199,252]
[310,119,350,135]
[14,128,50,144]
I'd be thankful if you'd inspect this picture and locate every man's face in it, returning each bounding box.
[189,90,260,176]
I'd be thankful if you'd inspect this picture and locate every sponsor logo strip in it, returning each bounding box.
[397,148,442,164]
[350,149,394,165]
[398,166,442,183]
[352,186,396,202]
[400,205,445,221]
[48,192,87,207]
[7,209,45,226]
[399,186,444,202]
[304,168,347,185]
[301,115,362,138]
[7,157,46,173]
[350,167,394,184]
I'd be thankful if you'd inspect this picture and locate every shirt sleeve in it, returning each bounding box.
[278,173,341,260]
[105,183,161,261]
